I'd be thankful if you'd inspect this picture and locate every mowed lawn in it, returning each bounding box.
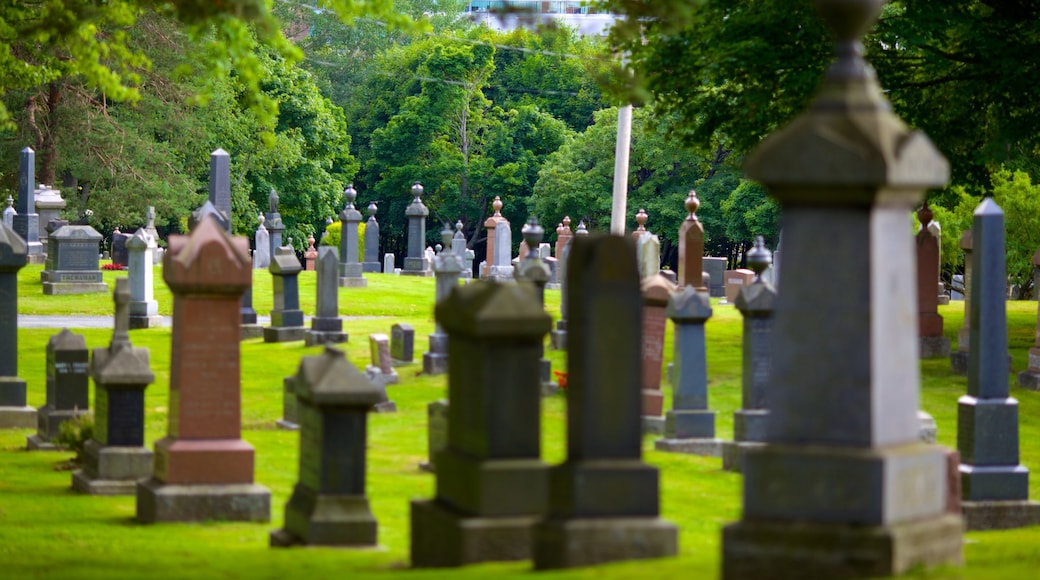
[3,263,1040,579]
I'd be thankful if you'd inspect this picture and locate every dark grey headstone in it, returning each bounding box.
[391,323,414,364]
[362,203,381,272]
[28,329,89,447]
[12,147,42,258]
[402,183,430,274]
[0,223,29,417]
[209,149,231,225]
[264,248,305,343]
[111,229,130,267]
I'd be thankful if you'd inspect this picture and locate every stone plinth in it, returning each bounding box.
[412,281,551,568]
[265,247,306,343]
[41,225,107,295]
[271,346,384,547]
[136,216,270,523]
[27,329,89,451]
[0,222,34,429]
[126,229,162,329]
[641,274,676,434]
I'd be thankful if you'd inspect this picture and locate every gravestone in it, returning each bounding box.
[270,346,384,548]
[722,238,775,472]
[402,183,431,276]
[143,206,160,262]
[641,274,677,435]
[550,219,585,351]
[959,198,1040,530]
[127,229,162,329]
[253,215,271,269]
[917,200,950,358]
[264,247,307,343]
[637,233,661,281]
[534,235,677,569]
[451,221,471,279]
[951,230,974,373]
[72,278,155,495]
[338,185,367,287]
[1019,243,1040,388]
[654,285,719,457]
[34,183,66,246]
[2,195,15,229]
[481,196,506,278]
[265,189,285,259]
[423,228,462,375]
[515,217,557,395]
[721,2,963,577]
[411,280,551,567]
[304,235,317,271]
[418,399,448,473]
[209,148,231,220]
[362,202,381,272]
[111,227,130,267]
[383,253,396,275]
[703,257,727,298]
[137,216,270,523]
[365,334,399,387]
[723,269,756,303]
[12,147,43,262]
[188,200,230,232]
[41,225,107,295]
[677,191,706,292]
[0,222,34,428]
[277,376,299,431]
[306,246,348,346]
[27,328,89,450]
[491,217,514,281]
[390,323,414,365]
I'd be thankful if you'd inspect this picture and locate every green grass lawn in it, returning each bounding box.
[3,265,1040,579]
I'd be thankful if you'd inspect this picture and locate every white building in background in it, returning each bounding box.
[465,1,616,36]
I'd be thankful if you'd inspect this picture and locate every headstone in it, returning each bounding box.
[423,228,462,375]
[423,246,436,271]
[26,328,89,450]
[306,246,348,346]
[2,195,15,229]
[703,257,727,298]
[126,229,162,329]
[959,198,1040,530]
[418,400,448,472]
[277,375,299,430]
[402,183,431,276]
[641,274,677,435]
[338,185,367,287]
[365,334,399,387]
[136,216,270,523]
[491,218,514,280]
[411,280,551,567]
[111,227,130,267]
[383,253,395,275]
[304,235,317,271]
[270,346,384,547]
[34,183,66,246]
[144,206,160,262]
[40,225,108,295]
[1021,247,1040,387]
[451,221,471,279]
[637,233,661,281]
[549,219,584,350]
[481,196,506,279]
[362,202,381,272]
[721,3,962,576]
[917,200,950,358]
[534,235,677,569]
[0,222,34,429]
[678,191,706,292]
[12,147,44,262]
[722,238,775,472]
[723,269,756,303]
[950,229,974,373]
[253,215,271,269]
[188,200,230,232]
[209,148,231,221]
[264,247,307,343]
[515,217,557,395]
[72,278,156,495]
[390,323,414,365]
[265,189,285,259]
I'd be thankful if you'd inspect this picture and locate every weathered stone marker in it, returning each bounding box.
[721,1,963,577]
[338,185,367,287]
[27,328,89,450]
[110,227,129,268]
[950,230,973,373]
[277,375,299,431]
[418,399,448,472]
[136,216,270,523]
[127,229,163,329]
[402,183,431,276]
[271,346,384,548]
[365,333,399,387]
[253,215,270,269]
[1018,240,1040,388]
[640,273,676,435]
[481,196,507,279]
[306,246,348,346]
[534,235,677,569]
[41,225,108,295]
[515,217,557,395]
[390,323,414,365]
[73,278,155,495]
[0,222,34,429]
[917,200,950,358]
[422,227,462,375]
[265,189,284,260]
[264,247,307,343]
[411,280,551,567]
[678,191,707,292]
[959,198,1040,530]
[12,147,43,261]
[362,202,381,272]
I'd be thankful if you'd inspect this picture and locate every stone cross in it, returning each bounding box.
[411,280,551,567]
[721,1,963,576]
[12,147,43,259]
[338,185,367,287]
[73,278,156,495]
[917,200,950,358]
[640,273,677,435]
[402,183,430,276]
[265,247,306,343]
[27,328,89,450]
[678,190,705,291]
[363,202,381,272]
[271,346,384,547]
[127,229,162,329]
[533,235,677,569]
[423,227,461,375]
[515,217,557,395]
[959,198,1040,530]
[0,222,32,428]
[305,246,347,346]
[137,216,270,523]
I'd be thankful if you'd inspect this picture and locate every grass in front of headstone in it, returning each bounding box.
[5,286,1040,578]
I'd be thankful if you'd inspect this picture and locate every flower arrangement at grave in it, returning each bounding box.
[101,263,126,270]
[553,370,568,392]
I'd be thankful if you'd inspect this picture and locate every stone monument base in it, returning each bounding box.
[241,324,264,340]
[362,262,381,274]
[0,405,36,429]
[950,350,969,375]
[263,326,308,343]
[721,514,963,580]
[136,478,271,523]
[305,330,349,347]
[27,252,46,265]
[654,437,723,458]
[642,415,665,435]
[918,410,937,443]
[919,335,951,359]
[410,499,538,567]
[72,442,154,495]
[26,434,62,451]
[541,380,559,396]
[549,330,567,350]
[339,276,368,288]
[271,490,377,547]
[533,516,678,570]
[276,418,299,430]
[365,366,399,387]
[722,441,765,473]
[42,281,108,295]
[422,352,448,375]
[129,315,164,330]
[1017,370,1040,390]
[962,500,1040,531]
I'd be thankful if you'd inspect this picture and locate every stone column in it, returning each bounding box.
[271,346,384,547]
[640,273,677,435]
[534,235,677,569]
[917,200,950,358]
[0,222,34,429]
[951,229,973,374]
[722,237,775,472]
[515,217,557,395]
[137,216,270,523]
[26,328,89,450]
[721,1,963,577]
[338,185,367,287]
[265,189,284,259]
[960,199,1040,530]
[73,278,156,495]
[411,280,551,567]
[422,227,461,375]
[265,247,307,343]
[678,190,706,292]
[362,202,381,272]
[481,197,504,279]
[127,229,162,329]
[304,235,317,271]
[12,147,43,262]
[306,246,348,346]
[402,183,431,276]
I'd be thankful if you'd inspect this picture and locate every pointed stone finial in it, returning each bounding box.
[746,236,773,281]
[258,214,265,227]
[522,216,543,259]
[492,196,503,216]
[367,202,378,219]
[635,208,648,233]
[411,182,424,201]
[563,216,571,230]
[269,189,279,214]
[685,190,700,221]
[816,0,884,82]
[576,221,588,235]
[455,220,465,239]
[435,243,443,254]
[307,234,316,250]
[344,184,357,209]
[917,198,933,230]
[441,223,453,250]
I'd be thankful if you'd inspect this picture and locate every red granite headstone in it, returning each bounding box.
[678,191,706,291]
[724,269,756,303]
[916,202,943,337]
[641,274,676,417]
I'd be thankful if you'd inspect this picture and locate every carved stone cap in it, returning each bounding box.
[667,285,713,322]
[641,273,677,306]
[406,183,430,217]
[164,216,251,293]
[91,345,154,386]
[0,222,28,270]
[48,327,87,351]
[295,345,384,407]
[437,280,551,338]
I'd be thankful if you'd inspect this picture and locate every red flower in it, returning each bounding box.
[553,371,568,390]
